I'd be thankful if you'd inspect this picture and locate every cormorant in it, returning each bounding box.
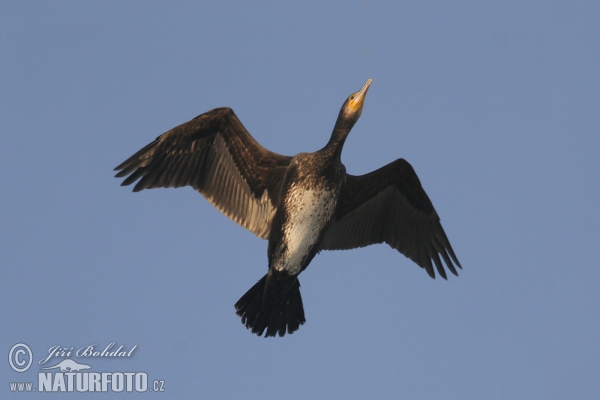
[115,79,461,337]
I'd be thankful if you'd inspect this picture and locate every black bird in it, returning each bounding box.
[115,79,461,337]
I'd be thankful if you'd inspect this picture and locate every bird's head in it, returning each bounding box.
[327,79,373,154]
[339,78,372,124]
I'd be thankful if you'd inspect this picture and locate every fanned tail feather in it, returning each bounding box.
[235,271,305,337]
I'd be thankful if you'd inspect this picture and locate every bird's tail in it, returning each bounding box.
[235,271,305,337]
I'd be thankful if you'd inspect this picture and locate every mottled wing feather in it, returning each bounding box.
[114,107,291,239]
[321,158,461,279]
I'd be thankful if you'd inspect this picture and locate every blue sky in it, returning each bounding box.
[2,1,599,399]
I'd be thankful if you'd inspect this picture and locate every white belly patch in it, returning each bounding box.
[279,187,336,275]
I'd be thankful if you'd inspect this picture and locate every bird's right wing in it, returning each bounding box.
[320,158,461,279]
[114,107,291,239]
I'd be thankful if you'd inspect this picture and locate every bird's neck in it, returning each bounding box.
[323,119,353,160]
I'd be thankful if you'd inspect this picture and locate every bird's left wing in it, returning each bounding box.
[114,107,291,239]
[320,158,461,279]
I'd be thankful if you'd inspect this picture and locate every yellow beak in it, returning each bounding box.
[348,79,372,112]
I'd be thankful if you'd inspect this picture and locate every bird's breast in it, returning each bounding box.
[272,181,340,275]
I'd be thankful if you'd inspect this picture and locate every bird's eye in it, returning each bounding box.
[349,95,355,100]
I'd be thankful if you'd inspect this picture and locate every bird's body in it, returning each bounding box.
[115,79,461,337]
[270,152,344,276]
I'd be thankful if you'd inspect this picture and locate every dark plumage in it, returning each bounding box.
[115,79,461,337]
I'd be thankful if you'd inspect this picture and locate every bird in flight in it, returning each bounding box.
[115,79,461,337]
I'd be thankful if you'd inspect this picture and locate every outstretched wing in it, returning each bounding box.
[320,158,461,279]
[114,107,291,239]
